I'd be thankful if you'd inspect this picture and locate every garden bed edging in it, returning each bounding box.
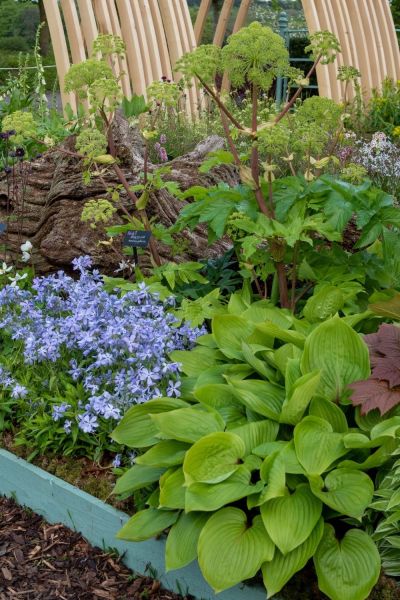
[0,449,269,600]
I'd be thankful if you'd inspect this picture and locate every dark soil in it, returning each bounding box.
[0,497,188,600]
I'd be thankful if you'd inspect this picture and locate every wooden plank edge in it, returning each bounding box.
[0,448,269,600]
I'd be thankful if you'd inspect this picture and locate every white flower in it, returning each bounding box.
[21,252,31,263]
[8,273,28,287]
[0,262,12,275]
[20,240,33,253]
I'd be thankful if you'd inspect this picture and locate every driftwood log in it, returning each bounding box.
[0,116,238,274]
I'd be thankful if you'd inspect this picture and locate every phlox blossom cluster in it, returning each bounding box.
[353,132,400,182]
[0,256,204,435]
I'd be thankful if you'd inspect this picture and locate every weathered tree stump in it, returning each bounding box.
[0,117,237,274]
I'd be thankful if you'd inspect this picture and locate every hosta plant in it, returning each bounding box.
[111,299,396,599]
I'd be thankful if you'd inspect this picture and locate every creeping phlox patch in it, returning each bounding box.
[0,256,204,435]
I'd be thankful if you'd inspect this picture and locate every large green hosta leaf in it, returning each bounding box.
[301,316,370,401]
[159,467,186,509]
[314,525,381,600]
[309,468,374,519]
[228,379,285,421]
[117,508,179,542]
[261,484,322,554]
[198,508,275,592]
[135,440,189,468]
[212,315,256,359]
[231,420,279,454]
[262,518,324,597]
[280,370,321,425]
[170,347,222,376]
[113,464,165,495]
[111,398,188,447]
[183,431,246,486]
[151,407,224,443]
[309,397,348,433]
[166,512,209,571]
[185,465,263,512]
[294,416,347,475]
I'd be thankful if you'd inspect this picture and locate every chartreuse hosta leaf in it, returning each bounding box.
[111,398,188,447]
[113,464,165,495]
[117,508,179,542]
[150,407,225,443]
[170,346,222,376]
[294,416,347,475]
[300,315,370,401]
[309,468,374,519]
[261,484,322,554]
[262,518,324,597]
[228,379,285,421]
[183,431,246,486]
[198,507,275,593]
[231,420,279,454]
[248,452,286,508]
[309,397,348,432]
[314,525,381,600]
[186,465,263,512]
[159,467,186,509]
[166,512,209,571]
[212,315,256,359]
[280,370,321,425]
[135,440,189,468]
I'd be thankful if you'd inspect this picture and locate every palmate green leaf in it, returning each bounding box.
[309,468,374,519]
[261,484,322,554]
[262,518,324,597]
[166,512,209,571]
[212,315,255,359]
[135,440,189,468]
[151,407,225,443]
[159,467,186,509]
[280,370,321,425]
[183,431,246,486]
[309,397,348,433]
[185,465,263,512]
[198,508,275,593]
[117,508,178,542]
[111,398,188,447]
[113,464,165,495]
[314,525,381,600]
[231,420,279,454]
[300,315,370,401]
[228,379,285,421]
[294,416,347,475]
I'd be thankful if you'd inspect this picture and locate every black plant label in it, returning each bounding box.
[123,230,152,248]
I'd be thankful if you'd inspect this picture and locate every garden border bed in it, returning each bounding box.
[0,448,268,600]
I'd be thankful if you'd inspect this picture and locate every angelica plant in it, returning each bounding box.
[64,34,161,266]
[175,23,342,309]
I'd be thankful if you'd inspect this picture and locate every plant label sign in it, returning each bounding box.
[0,223,7,234]
[123,230,152,248]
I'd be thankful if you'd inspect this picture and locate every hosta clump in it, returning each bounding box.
[112,298,397,599]
[0,257,203,450]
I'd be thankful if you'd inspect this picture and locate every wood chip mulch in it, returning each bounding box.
[0,497,190,600]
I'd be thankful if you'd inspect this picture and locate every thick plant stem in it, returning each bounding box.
[276,261,289,308]
[249,84,272,218]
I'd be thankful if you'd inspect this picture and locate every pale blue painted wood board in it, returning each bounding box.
[0,449,268,600]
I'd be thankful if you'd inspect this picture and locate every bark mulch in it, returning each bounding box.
[0,496,190,600]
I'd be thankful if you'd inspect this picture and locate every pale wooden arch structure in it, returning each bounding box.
[44,0,400,113]
[194,0,400,101]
